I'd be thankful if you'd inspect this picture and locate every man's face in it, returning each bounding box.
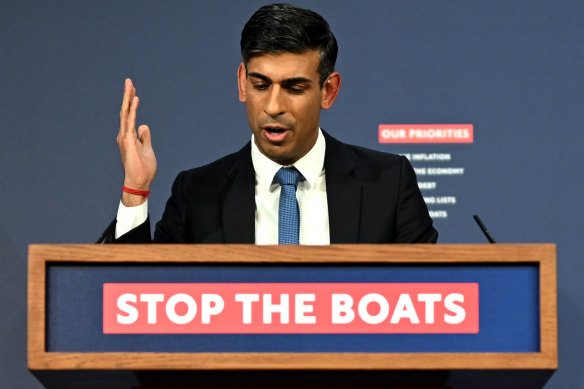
[238,51,340,165]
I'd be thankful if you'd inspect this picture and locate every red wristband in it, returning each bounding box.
[122,186,150,197]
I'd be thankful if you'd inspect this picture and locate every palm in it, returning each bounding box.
[117,79,157,191]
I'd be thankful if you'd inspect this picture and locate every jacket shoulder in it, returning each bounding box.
[175,143,252,190]
[324,132,408,180]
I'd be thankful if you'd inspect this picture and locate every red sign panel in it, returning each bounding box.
[103,283,479,334]
[378,124,474,143]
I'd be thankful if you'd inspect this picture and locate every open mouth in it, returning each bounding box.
[262,125,289,142]
[264,126,286,135]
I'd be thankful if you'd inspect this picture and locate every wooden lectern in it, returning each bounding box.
[28,244,557,389]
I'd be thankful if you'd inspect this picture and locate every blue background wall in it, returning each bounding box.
[1,1,582,387]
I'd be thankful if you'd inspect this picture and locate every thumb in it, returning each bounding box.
[137,125,152,147]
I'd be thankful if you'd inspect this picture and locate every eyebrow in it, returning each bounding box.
[247,72,313,85]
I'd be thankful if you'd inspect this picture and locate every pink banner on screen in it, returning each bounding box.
[378,124,474,143]
[103,283,478,334]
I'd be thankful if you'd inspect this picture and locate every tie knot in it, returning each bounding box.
[275,167,301,187]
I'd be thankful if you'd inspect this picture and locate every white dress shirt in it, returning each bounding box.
[115,129,330,244]
[252,128,329,245]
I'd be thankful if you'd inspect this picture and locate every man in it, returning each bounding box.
[102,3,437,244]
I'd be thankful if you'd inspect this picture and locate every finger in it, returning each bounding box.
[126,96,140,139]
[123,79,136,108]
[119,79,135,131]
[138,125,151,147]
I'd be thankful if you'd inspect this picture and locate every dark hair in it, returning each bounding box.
[240,3,338,87]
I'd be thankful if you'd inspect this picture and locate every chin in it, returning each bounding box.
[268,151,295,165]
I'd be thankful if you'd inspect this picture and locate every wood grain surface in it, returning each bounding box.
[28,244,557,371]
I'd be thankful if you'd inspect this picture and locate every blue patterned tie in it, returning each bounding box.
[275,167,301,244]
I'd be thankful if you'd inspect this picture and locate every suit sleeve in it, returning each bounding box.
[395,156,438,243]
[98,217,152,243]
[152,170,189,243]
[98,171,189,244]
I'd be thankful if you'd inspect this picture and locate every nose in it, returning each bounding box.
[265,86,285,117]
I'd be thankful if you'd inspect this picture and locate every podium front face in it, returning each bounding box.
[28,244,557,389]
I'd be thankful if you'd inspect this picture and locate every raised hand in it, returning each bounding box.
[117,79,157,206]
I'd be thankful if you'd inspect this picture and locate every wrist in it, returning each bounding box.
[121,185,149,207]
[122,185,150,197]
[121,191,148,207]
[123,179,151,192]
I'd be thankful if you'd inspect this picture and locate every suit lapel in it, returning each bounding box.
[220,143,256,243]
[217,134,363,244]
[323,132,362,243]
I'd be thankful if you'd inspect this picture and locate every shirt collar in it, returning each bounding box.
[251,128,326,192]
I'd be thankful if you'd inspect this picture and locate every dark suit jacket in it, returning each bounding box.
[109,132,437,244]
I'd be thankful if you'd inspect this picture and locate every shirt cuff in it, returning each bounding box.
[115,200,148,239]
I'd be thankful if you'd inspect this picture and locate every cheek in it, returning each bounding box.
[295,99,320,128]
[245,97,262,123]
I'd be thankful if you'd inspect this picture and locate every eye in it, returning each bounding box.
[253,83,269,91]
[286,85,306,94]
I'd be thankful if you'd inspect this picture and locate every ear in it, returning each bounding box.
[237,62,247,102]
[320,72,341,110]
